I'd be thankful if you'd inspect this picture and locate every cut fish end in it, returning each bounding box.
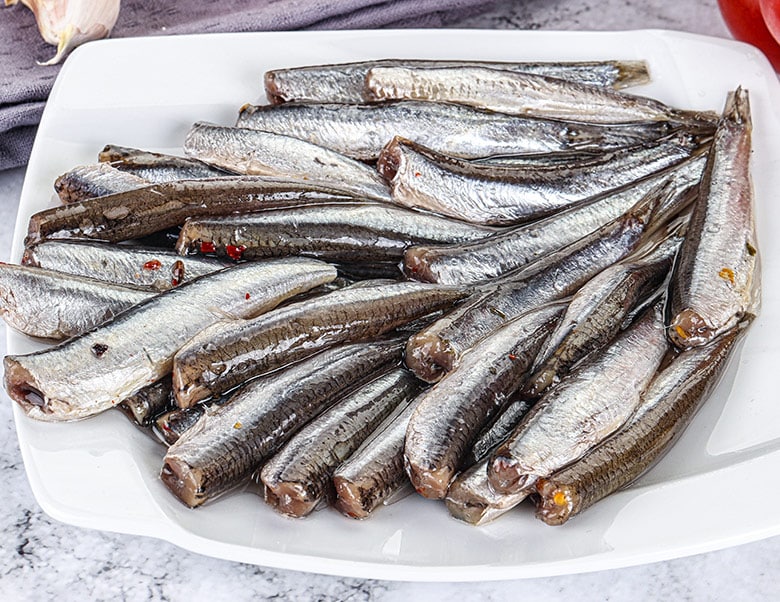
[171,367,213,409]
[263,481,318,518]
[4,356,88,422]
[534,478,579,526]
[444,493,494,526]
[376,137,404,183]
[404,332,455,383]
[160,456,205,508]
[445,480,528,526]
[263,71,286,105]
[332,476,372,520]
[668,309,717,349]
[406,461,453,500]
[487,454,536,494]
[402,248,439,283]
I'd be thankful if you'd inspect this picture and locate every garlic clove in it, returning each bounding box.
[7,0,121,65]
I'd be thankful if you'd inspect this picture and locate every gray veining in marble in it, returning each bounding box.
[2,1,780,600]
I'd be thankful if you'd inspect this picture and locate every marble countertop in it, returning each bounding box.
[2,1,779,599]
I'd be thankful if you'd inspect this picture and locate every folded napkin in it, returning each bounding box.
[0,0,495,171]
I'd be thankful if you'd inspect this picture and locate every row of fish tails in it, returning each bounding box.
[1,59,759,525]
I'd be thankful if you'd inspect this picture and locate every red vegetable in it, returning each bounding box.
[718,0,780,70]
[760,0,780,44]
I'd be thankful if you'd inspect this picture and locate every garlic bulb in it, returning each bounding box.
[6,0,121,65]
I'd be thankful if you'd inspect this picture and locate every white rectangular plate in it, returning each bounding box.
[7,29,780,581]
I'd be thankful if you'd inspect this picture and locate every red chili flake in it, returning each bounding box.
[508,354,517,361]
[245,292,251,300]
[226,244,247,261]
[200,240,217,254]
[414,171,422,177]
[143,259,162,271]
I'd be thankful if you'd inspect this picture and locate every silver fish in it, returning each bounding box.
[403,158,703,285]
[462,398,533,469]
[175,202,498,263]
[118,376,174,428]
[332,395,421,519]
[534,324,745,526]
[4,258,338,421]
[236,101,676,161]
[404,189,660,383]
[0,262,152,340]
[99,144,234,182]
[161,339,404,507]
[260,367,422,518]
[264,59,651,104]
[669,88,760,348]
[54,163,149,204]
[523,233,682,399]
[22,240,228,292]
[25,176,360,246]
[172,280,469,408]
[365,66,716,125]
[404,302,565,499]
[487,301,668,495]
[183,122,391,202]
[377,135,705,225]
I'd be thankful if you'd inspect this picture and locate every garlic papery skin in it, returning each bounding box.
[6,0,121,65]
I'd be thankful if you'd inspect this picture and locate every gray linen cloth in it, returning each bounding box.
[0,0,494,170]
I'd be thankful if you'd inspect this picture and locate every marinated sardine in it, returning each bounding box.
[173,281,468,407]
[4,258,338,421]
[23,240,228,292]
[183,122,391,202]
[669,88,760,348]
[488,302,668,495]
[175,202,497,263]
[161,339,403,507]
[260,367,421,517]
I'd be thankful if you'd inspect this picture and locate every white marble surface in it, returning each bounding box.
[3,1,780,599]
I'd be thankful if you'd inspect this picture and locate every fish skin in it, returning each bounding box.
[236,100,676,162]
[404,188,660,383]
[118,376,174,428]
[260,367,422,518]
[161,339,404,508]
[488,301,669,495]
[522,233,682,399]
[175,202,498,264]
[183,122,391,202]
[403,156,703,285]
[462,398,533,469]
[264,59,650,104]
[98,144,234,182]
[535,324,745,526]
[172,281,469,408]
[23,240,228,292]
[0,262,152,340]
[669,88,760,349]
[332,396,421,519]
[4,258,338,422]
[404,302,565,499]
[377,135,704,225]
[54,163,149,204]
[24,176,360,246]
[365,66,716,125]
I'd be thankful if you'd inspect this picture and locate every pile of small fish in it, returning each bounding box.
[1,58,760,527]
